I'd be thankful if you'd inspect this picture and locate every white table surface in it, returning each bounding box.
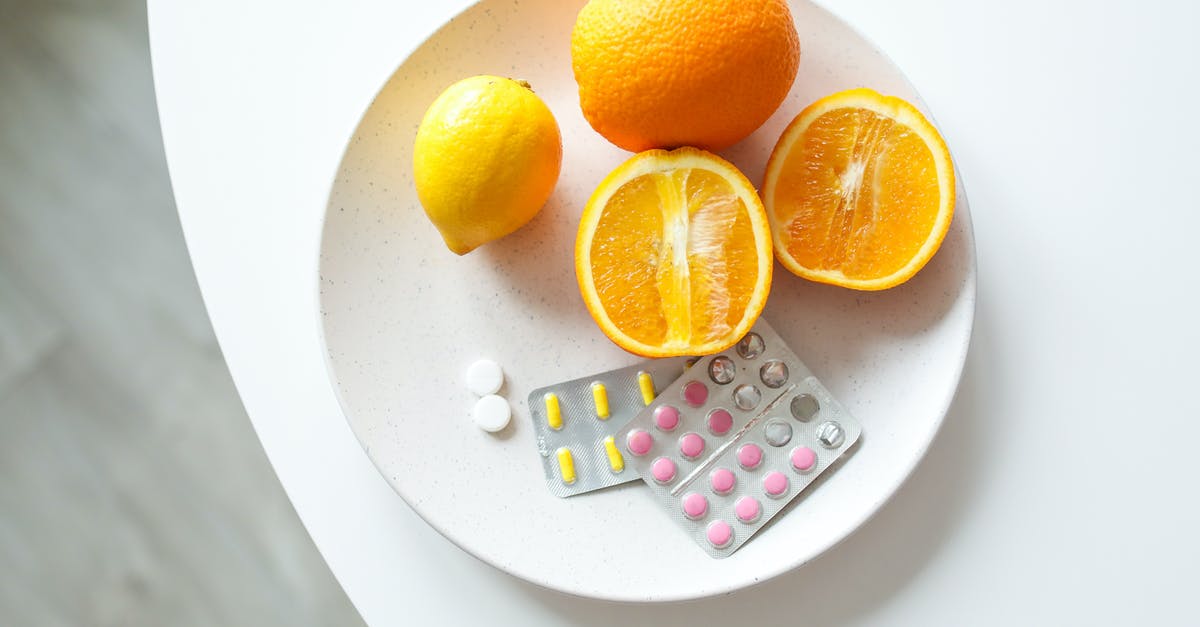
[148,1,1200,624]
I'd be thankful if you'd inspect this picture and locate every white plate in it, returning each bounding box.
[317,0,975,602]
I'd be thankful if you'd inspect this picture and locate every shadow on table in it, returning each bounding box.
[503,298,996,623]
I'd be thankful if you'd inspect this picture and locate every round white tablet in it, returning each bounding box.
[472,395,511,433]
[465,359,504,396]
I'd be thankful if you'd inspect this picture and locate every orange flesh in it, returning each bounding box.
[589,169,758,350]
[774,108,942,280]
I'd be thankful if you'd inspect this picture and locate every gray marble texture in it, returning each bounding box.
[0,0,365,624]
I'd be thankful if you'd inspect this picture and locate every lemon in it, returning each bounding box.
[413,76,563,255]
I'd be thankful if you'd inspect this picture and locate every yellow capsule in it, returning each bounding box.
[637,371,655,406]
[544,393,563,430]
[591,382,610,419]
[603,436,625,473]
[556,447,576,485]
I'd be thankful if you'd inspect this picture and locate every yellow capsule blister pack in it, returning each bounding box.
[528,357,690,497]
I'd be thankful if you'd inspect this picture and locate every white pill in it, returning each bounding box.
[472,395,511,433]
[465,359,504,396]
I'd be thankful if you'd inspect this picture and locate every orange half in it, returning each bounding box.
[576,148,773,357]
[762,88,956,290]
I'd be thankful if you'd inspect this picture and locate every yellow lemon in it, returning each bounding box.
[413,76,563,255]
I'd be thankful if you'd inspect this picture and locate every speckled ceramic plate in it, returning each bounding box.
[317,0,975,602]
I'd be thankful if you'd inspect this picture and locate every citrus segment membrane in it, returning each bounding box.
[763,89,955,290]
[577,148,772,357]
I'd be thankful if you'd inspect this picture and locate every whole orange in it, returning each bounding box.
[571,0,800,152]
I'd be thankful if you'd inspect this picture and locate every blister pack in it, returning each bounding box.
[614,320,862,557]
[527,357,689,497]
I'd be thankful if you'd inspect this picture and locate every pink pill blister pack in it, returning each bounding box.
[614,320,862,558]
[527,357,689,497]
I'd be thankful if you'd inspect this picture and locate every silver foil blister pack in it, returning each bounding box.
[614,319,862,557]
[527,357,689,497]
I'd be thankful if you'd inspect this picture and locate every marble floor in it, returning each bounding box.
[0,0,365,624]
